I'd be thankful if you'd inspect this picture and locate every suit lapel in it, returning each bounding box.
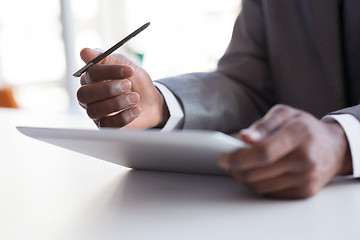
[307,0,345,106]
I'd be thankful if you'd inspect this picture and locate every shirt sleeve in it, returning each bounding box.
[323,114,360,177]
[153,82,184,131]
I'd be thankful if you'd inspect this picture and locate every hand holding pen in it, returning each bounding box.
[75,23,170,129]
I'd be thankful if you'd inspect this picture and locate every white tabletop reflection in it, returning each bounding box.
[1,108,360,240]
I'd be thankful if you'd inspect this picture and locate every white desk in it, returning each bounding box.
[1,108,360,240]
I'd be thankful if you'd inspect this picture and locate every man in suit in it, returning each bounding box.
[76,0,359,199]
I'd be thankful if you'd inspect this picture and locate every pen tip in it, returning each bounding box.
[141,22,150,30]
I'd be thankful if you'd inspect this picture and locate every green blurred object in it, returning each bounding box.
[136,53,144,65]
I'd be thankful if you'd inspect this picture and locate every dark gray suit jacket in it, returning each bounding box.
[157,0,360,133]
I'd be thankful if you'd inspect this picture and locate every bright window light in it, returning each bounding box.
[0,0,241,112]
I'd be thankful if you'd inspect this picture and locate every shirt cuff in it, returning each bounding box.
[323,114,360,177]
[153,82,184,131]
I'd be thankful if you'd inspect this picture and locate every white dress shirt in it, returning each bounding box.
[324,114,360,177]
[155,82,360,177]
[154,82,184,131]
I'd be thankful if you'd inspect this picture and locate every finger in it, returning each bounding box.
[98,106,142,128]
[247,173,307,195]
[77,79,132,105]
[267,186,318,199]
[80,64,134,85]
[80,48,103,64]
[241,104,300,144]
[231,153,304,183]
[78,101,87,110]
[226,115,309,171]
[86,92,140,120]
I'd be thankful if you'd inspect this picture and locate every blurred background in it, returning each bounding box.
[0,0,241,114]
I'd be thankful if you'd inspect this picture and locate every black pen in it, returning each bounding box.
[73,22,150,77]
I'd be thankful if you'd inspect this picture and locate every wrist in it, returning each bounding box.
[340,147,353,175]
[325,121,353,175]
[154,91,170,128]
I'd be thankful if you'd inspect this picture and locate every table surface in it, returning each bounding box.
[1,108,360,240]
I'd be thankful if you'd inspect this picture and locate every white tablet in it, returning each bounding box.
[17,126,248,175]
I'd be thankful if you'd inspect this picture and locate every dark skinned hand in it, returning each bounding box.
[77,48,169,129]
[219,104,352,199]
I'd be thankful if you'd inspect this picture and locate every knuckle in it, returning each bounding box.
[290,118,311,135]
[76,85,90,104]
[86,104,99,119]
[254,104,295,132]
[254,121,269,133]
[302,158,317,173]
[299,184,318,198]
[77,87,88,103]
[108,96,130,114]
[305,150,318,166]
[241,170,254,182]
[114,96,126,110]
[103,82,117,96]
[272,104,290,113]
[298,153,318,178]
[255,146,273,164]
[108,65,125,79]
[269,104,295,117]
[298,110,312,119]
[296,111,315,124]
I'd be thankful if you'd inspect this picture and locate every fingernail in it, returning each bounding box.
[120,66,134,78]
[218,155,230,170]
[119,80,131,91]
[241,128,263,141]
[126,92,140,104]
[130,106,141,118]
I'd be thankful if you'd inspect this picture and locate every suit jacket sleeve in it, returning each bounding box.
[332,105,360,120]
[156,0,275,133]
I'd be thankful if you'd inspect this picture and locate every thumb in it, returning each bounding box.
[80,48,103,64]
[240,128,264,145]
